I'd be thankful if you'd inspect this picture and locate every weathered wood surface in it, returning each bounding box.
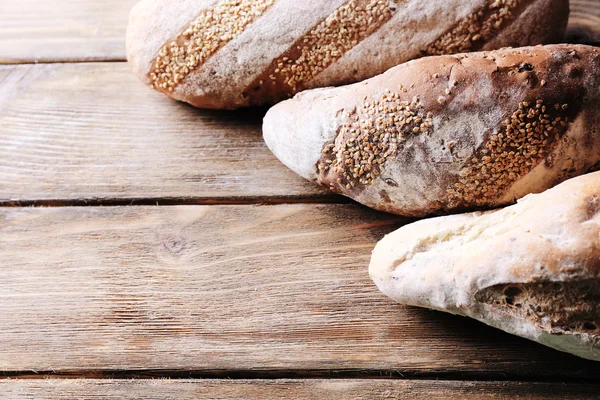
[0,0,138,64]
[2,204,600,378]
[566,0,600,45]
[2,0,600,391]
[2,379,600,400]
[0,63,333,204]
[0,0,597,64]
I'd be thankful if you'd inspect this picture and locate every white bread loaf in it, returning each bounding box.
[264,44,600,217]
[369,171,600,361]
[126,0,569,109]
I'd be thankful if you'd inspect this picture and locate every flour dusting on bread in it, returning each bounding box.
[369,171,600,361]
[264,45,600,216]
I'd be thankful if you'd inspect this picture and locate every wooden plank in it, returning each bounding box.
[0,63,332,204]
[0,0,138,64]
[1,379,600,400]
[565,0,600,45]
[2,205,600,378]
[0,0,597,64]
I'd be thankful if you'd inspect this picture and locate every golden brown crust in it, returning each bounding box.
[317,94,434,190]
[128,0,571,109]
[483,0,569,51]
[426,0,529,56]
[330,46,597,214]
[264,44,600,216]
[446,100,572,208]
[148,0,275,94]
[240,0,395,106]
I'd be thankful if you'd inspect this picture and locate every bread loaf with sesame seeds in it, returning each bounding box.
[126,0,569,109]
[369,171,600,361]
[263,44,600,217]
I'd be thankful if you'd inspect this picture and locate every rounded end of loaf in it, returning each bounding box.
[369,172,600,361]
[263,87,343,182]
[126,0,153,87]
[368,231,404,302]
[267,44,600,217]
[368,213,481,314]
[126,0,222,107]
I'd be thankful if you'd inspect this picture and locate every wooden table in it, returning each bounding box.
[0,1,599,398]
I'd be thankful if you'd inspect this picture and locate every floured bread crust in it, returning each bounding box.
[369,171,600,361]
[263,44,600,216]
[126,0,569,109]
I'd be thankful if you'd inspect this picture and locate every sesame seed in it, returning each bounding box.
[149,0,274,91]
[447,99,570,207]
[252,0,394,98]
[427,0,520,56]
[318,92,434,188]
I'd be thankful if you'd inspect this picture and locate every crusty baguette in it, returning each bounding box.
[126,0,569,109]
[263,44,600,217]
[369,171,600,361]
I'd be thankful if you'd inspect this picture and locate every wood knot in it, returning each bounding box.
[163,235,187,255]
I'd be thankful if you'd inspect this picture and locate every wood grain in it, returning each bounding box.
[0,0,138,64]
[0,0,597,64]
[2,204,600,378]
[565,0,600,45]
[2,379,600,400]
[0,63,333,204]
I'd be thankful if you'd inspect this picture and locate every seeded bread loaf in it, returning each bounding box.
[263,44,600,217]
[126,0,569,109]
[369,171,600,361]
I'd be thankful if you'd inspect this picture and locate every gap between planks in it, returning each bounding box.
[0,196,350,208]
[2,369,600,384]
[2,379,600,400]
[2,204,600,380]
[0,62,334,204]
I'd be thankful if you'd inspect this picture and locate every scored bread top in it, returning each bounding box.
[126,0,569,109]
[368,171,600,361]
[263,44,600,216]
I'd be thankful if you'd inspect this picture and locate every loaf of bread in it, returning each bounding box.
[126,0,569,109]
[264,44,600,216]
[369,171,600,361]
